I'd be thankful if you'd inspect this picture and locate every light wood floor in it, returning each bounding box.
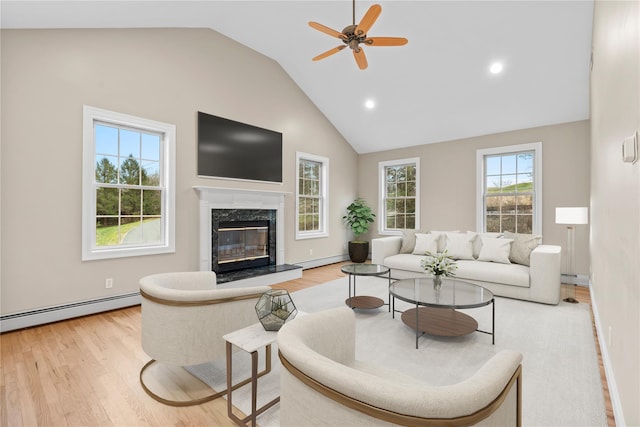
[1,263,614,426]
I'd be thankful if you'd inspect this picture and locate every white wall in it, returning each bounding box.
[590,1,640,425]
[0,28,358,315]
[358,120,592,277]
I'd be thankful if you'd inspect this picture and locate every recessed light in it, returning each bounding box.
[364,99,376,110]
[490,62,504,74]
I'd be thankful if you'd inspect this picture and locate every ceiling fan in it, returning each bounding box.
[308,1,408,70]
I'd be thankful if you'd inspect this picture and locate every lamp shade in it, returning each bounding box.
[555,207,589,225]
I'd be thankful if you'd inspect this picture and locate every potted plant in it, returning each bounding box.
[343,198,376,263]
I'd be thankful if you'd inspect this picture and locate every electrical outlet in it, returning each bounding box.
[309,249,313,256]
[105,278,113,289]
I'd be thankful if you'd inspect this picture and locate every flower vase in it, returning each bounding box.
[433,275,443,290]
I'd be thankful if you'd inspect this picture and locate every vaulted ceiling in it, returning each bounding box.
[1,1,594,153]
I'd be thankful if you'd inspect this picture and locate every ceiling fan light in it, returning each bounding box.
[365,99,376,109]
[490,62,504,74]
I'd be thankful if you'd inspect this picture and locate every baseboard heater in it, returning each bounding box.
[0,292,141,333]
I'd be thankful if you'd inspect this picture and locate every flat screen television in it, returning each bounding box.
[197,111,283,183]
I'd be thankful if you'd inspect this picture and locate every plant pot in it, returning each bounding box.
[348,241,369,263]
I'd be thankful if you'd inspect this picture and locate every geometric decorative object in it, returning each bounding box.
[255,289,298,331]
[555,207,589,303]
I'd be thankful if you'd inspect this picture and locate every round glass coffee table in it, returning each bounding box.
[389,277,494,348]
[340,263,391,310]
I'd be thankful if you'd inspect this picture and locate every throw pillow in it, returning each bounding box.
[429,230,461,252]
[503,231,541,266]
[442,232,475,260]
[412,233,440,255]
[477,237,513,264]
[400,230,420,254]
[473,232,504,259]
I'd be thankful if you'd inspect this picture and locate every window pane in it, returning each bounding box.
[386,182,397,197]
[501,175,517,192]
[501,215,516,232]
[516,195,533,214]
[96,187,119,215]
[141,160,160,186]
[396,199,406,214]
[95,156,118,184]
[120,155,141,185]
[502,155,517,174]
[96,217,119,247]
[120,129,140,158]
[486,175,501,193]
[486,215,500,232]
[516,173,533,192]
[517,215,533,233]
[386,215,395,229]
[407,181,416,197]
[406,165,416,181]
[486,156,501,176]
[141,133,160,161]
[486,195,500,213]
[501,196,516,214]
[121,189,141,215]
[143,190,161,215]
[386,199,395,214]
[121,218,142,244]
[95,125,118,156]
[396,215,406,229]
[517,152,533,173]
[405,215,416,230]
[397,182,406,197]
[406,198,415,213]
[386,167,396,183]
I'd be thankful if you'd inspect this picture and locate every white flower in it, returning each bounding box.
[421,250,458,277]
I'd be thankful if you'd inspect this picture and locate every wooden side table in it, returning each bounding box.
[223,323,280,427]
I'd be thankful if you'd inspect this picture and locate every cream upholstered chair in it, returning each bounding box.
[278,307,523,426]
[139,271,271,406]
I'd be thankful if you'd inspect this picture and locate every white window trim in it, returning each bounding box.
[476,142,542,234]
[82,105,176,260]
[295,151,329,240]
[378,157,421,235]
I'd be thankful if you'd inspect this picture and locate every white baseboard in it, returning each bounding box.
[0,292,141,333]
[590,288,625,426]
[296,254,351,270]
[561,273,590,286]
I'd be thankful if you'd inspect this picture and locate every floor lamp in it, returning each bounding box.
[555,207,589,303]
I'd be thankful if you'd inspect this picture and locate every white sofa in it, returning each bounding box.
[372,231,562,305]
[278,307,523,426]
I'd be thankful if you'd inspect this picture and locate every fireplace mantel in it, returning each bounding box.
[193,186,291,272]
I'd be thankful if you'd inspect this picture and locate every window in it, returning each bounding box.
[476,142,542,234]
[82,106,176,260]
[379,158,420,234]
[296,152,329,239]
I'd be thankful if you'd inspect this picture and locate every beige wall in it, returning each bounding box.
[0,28,358,315]
[590,1,640,425]
[358,120,591,276]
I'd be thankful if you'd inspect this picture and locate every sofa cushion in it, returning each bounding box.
[442,232,476,260]
[477,237,513,264]
[503,231,541,266]
[400,230,419,254]
[472,232,504,258]
[412,233,440,255]
[455,260,530,288]
[384,254,429,273]
[429,230,461,252]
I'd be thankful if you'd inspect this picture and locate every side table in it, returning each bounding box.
[341,263,391,310]
[223,322,279,427]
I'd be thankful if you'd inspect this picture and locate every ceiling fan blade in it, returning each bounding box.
[365,37,409,47]
[308,21,346,40]
[353,47,368,70]
[355,4,382,36]
[312,45,347,61]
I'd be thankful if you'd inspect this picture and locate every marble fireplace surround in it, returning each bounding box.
[194,186,301,287]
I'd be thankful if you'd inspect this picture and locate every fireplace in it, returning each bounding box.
[211,210,277,274]
[194,186,302,286]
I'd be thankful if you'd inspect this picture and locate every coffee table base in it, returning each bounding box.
[345,296,385,309]
[401,307,478,337]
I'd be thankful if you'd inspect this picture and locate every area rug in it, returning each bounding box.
[187,276,607,426]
